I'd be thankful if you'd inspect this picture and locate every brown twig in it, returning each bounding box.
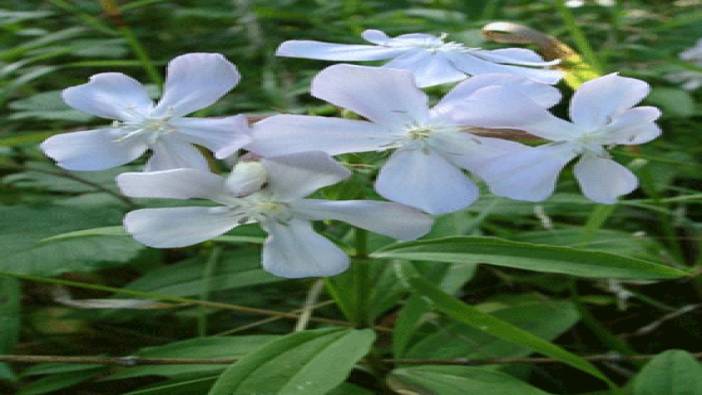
[1,352,700,367]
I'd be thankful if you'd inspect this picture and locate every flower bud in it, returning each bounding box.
[225,160,267,197]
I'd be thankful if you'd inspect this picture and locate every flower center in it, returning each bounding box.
[218,192,292,225]
[407,126,433,140]
[113,117,176,144]
[573,133,608,157]
[387,33,473,53]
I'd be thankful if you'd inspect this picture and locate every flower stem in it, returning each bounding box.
[352,227,371,327]
[197,246,222,336]
[554,0,604,73]
[99,0,163,88]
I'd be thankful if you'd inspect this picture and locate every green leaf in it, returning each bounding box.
[407,276,613,386]
[123,376,218,395]
[647,88,696,118]
[0,277,20,381]
[327,382,374,395]
[108,335,278,380]
[388,365,553,395]
[17,368,104,395]
[372,236,687,280]
[406,298,580,360]
[392,260,477,358]
[123,250,282,297]
[632,350,702,395]
[208,328,375,395]
[0,205,144,275]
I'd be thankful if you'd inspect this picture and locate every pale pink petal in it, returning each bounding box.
[375,147,479,215]
[262,152,351,201]
[574,155,638,204]
[62,73,153,121]
[247,115,393,157]
[152,53,240,117]
[569,73,650,130]
[262,218,349,278]
[41,128,148,171]
[291,199,433,240]
[311,64,429,128]
[124,207,239,248]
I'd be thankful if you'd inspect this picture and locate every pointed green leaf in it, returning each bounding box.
[209,328,375,395]
[372,237,687,280]
[389,365,553,395]
[407,276,614,387]
[632,350,702,395]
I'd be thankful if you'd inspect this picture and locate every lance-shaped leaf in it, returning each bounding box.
[389,365,554,395]
[407,276,614,387]
[209,328,375,395]
[372,236,688,280]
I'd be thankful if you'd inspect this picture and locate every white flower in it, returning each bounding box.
[276,29,563,87]
[680,38,702,64]
[41,53,251,171]
[459,73,661,204]
[247,64,561,215]
[117,151,433,278]
[666,38,702,91]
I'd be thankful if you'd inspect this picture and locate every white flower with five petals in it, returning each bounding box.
[247,64,561,215]
[117,151,433,278]
[41,53,251,171]
[459,73,661,203]
[276,29,563,87]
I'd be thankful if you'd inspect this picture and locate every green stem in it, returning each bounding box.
[48,0,118,36]
[198,246,222,337]
[120,26,163,88]
[554,0,604,73]
[353,227,370,326]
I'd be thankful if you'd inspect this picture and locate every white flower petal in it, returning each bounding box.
[262,151,351,201]
[434,73,562,114]
[574,155,638,204]
[474,48,561,67]
[171,115,251,159]
[429,132,532,173]
[448,52,563,84]
[451,86,579,141]
[247,114,393,157]
[361,29,391,44]
[262,218,349,278]
[375,147,479,215]
[62,73,153,121]
[477,142,578,202]
[291,199,433,240]
[145,137,209,171]
[276,40,406,61]
[124,207,239,248]
[569,73,650,130]
[152,53,240,118]
[383,51,466,87]
[597,106,662,145]
[311,64,430,128]
[117,169,225,200]
[40,128,148,171]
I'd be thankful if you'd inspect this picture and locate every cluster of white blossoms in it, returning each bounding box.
[40,30,662,278]
[666,38,702,91]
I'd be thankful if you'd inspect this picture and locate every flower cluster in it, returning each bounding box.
[40,30,662,278]
[666,38,702,91]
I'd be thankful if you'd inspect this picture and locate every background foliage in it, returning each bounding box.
[1,0,701,394]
